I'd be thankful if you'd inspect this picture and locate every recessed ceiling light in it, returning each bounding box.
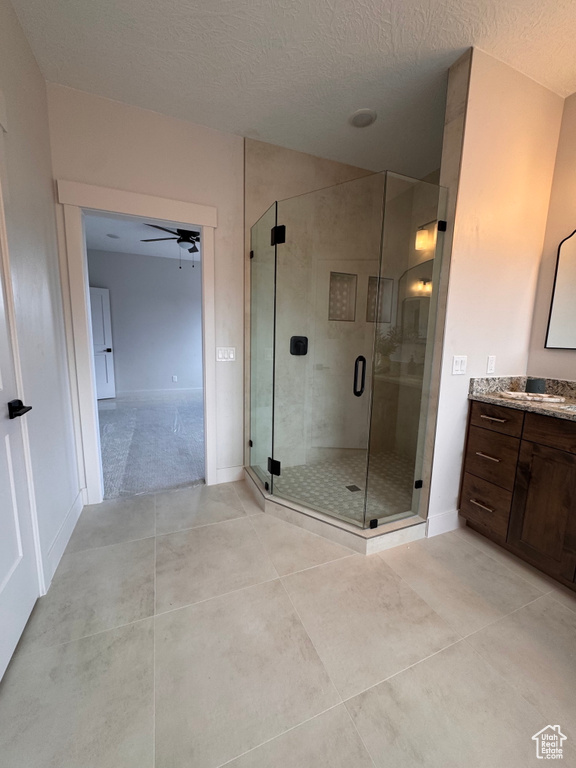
[349,109,377,128]
[106,233,120,239]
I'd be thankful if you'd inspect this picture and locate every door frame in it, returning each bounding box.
[58,180,218,504]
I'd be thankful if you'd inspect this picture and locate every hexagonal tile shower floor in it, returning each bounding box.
[272,451,414,526]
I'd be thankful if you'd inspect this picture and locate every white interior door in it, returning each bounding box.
[90,287,116,399]
[0,168,40,679]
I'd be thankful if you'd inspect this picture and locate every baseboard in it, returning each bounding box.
[115,387,203,397]
[426,508,464,537]
[215,465,245,484]
[44,491,84,590]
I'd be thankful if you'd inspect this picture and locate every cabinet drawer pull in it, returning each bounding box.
[469,498,495,514]
[480,414,507,423]
[475,451,501,463]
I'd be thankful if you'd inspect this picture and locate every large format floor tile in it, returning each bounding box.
[155,580,340,768]
[380,531,544,636]
[347,640,551,768]
[467,594,576,741]
[225,704,374,768]
[282,555,459,699]
[250,513,354,575]
[155,516,278,612]
[155,482,245,535]
[17,539,155,655]
[231,480,264,515]
[65,494,155,553]
[453,525,559,592]
[0,620,154,768]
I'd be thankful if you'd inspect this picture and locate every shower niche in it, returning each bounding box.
[248,171,446,529]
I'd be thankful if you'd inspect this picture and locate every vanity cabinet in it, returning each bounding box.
[459,401,576,591]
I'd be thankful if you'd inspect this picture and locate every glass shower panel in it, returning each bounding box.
[365,173,446,524]
[271,174,385,526]
[249,203,277,489]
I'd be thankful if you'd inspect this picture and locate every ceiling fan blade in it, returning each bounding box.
[145,224,179,235]
[140,237,178,242]
[188,244,199,253]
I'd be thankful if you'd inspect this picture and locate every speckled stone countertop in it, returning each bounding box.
[469,377,576,423]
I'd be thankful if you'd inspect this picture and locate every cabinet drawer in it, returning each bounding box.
[460,473,512,539]
[465,426,520,490]
[523,412,576,455]
[470,400,524,437]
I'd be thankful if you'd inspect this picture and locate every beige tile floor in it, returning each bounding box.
[1,481,575,767]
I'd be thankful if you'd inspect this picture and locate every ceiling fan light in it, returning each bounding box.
[178,240,191,249]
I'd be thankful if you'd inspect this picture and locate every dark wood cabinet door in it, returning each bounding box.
[508,441,576,581]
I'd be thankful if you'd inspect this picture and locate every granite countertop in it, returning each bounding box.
[469,376,576,423]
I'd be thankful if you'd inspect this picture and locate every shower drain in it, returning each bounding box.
[346,484,361,492]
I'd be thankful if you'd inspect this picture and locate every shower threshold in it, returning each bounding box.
[244,468,426,555]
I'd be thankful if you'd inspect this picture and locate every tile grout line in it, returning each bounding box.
[340,635,465,704]
[378,539,556,632]
[154,576,282,619]
[214,703,343,768]
[457,630,569,732]
[13,614,156,661]
[156,509,249,539]
[277,579,344,705]
[342,701,379,768]
[460,592,554,640]
[452,527,558,595]
[245,514,282,580]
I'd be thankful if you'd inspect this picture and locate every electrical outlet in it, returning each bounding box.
[452,355,467,375]
[172,375,178,382]
[487,355,496,374]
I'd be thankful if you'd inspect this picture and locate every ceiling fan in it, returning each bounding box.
[141,224,200,253]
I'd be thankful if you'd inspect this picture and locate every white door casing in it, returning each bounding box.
[89,287,116,399]
[0,141,42,680]
[58,181,218,503]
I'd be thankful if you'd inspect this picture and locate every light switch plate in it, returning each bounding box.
[217,347,236,362]
[487,355,496,374]
[452,355,467,375]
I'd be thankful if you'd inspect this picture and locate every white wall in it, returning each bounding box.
[528,91,576,378]
[0,0,80,581]
[47,84,244,473]
[428,49,564,535]
[88,249,203,394]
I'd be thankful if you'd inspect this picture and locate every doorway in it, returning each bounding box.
[84,211,205,498]
[58,181,218,505]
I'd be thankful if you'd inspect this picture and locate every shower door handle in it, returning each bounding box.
[353,356,366,397]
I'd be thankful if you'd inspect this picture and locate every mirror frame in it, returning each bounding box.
[545,228,576,350]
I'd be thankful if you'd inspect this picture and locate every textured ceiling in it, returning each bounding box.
[85,212,202,262]
[11,0,576,176]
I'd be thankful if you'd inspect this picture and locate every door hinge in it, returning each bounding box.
[437,220,447,232]
[268,457,281,476]
[248,439,253,447]
[250,250,254,259]
[414,479,423,489]
[270,225,286,246]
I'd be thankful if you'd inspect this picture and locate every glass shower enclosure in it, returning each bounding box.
[249,171,446,529]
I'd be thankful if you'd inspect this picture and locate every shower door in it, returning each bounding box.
[248,202,277,489]
[271,174,386,526]
[248,172,446,528]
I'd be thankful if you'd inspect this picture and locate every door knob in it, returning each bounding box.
[7,399,32,419]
